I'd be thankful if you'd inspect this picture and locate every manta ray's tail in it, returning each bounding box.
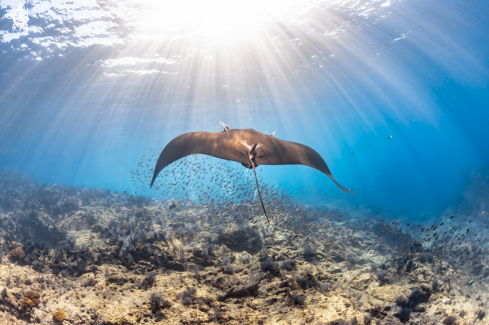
[248,142,270,225]
[251,160,270,225]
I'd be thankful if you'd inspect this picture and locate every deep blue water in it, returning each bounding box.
[0,0,488,217]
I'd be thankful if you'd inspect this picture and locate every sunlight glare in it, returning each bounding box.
[138,0,318,38]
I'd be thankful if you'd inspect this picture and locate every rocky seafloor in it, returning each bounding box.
[1,169,489,325]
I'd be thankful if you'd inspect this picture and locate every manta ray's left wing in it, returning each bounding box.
[150,132,246,187]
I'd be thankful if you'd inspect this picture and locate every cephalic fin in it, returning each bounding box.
[219,121,230,131]
[249,143,257,156]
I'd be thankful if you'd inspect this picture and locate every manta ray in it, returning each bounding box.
[150,122,354,224]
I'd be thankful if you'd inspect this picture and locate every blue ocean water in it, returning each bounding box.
[0,0,488,218]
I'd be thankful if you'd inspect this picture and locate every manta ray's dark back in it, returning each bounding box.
[150,128,353,193]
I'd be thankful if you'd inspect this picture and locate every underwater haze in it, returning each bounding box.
[1,0,489,214]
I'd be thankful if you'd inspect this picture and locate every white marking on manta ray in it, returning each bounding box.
[241,140,262,150]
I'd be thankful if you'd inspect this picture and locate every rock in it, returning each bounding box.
[351,273,373,291]
[106,272,130,285]
[409,284,432,307]
[366,285,410,303]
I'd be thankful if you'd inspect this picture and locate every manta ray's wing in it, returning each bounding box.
[150,132,248,187]
[255,137,355,193]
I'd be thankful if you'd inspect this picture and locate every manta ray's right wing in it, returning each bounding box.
[255,137,355,193]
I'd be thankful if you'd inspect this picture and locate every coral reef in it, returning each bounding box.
[0,167,489,324]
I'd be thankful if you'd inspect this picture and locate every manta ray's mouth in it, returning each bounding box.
[241,162,254,169]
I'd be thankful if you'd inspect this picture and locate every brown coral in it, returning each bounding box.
[52,310,67,322]
[24,291,40,300]
[22,290,40,308]
[9,247,26,259]
[22,297,36,308]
